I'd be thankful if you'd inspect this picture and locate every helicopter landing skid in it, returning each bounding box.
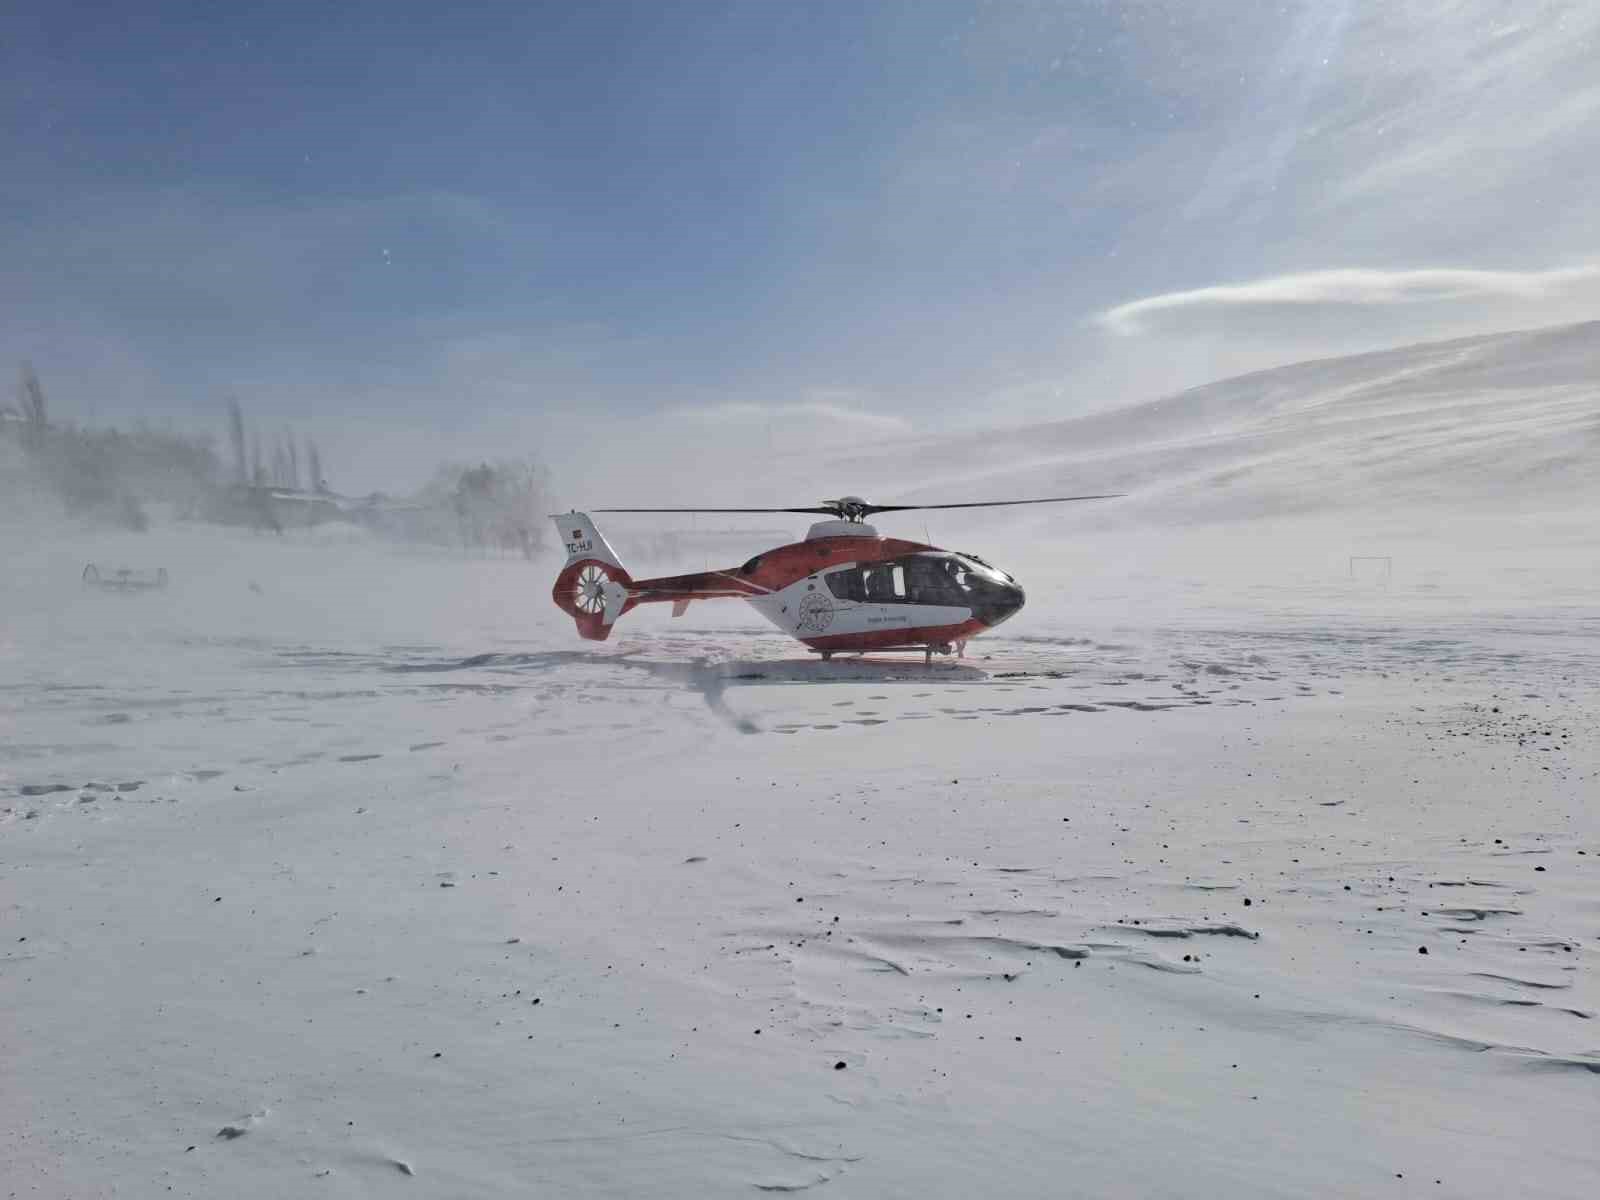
[808,642,958,665]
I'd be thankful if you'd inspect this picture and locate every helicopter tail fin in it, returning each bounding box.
[550,512,635,641]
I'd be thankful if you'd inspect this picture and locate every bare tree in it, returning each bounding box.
[18,362,47,444]
[306,437,324,493]
[429,458,548,557]
[227,398,248,485]
[271,440,287,488]
[284,428,300,492]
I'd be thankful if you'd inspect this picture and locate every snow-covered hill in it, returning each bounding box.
[835,321,1600,531]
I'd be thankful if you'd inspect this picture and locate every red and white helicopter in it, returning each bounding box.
[550,494,1118,662]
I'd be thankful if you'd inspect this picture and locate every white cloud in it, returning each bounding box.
[1097,265,1600,336]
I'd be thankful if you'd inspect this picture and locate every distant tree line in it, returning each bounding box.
[2,363,217,530]
[1,363,547,554]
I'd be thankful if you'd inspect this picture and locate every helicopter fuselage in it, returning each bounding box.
[552,515,1026,657]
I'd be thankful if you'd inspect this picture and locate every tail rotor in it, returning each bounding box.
[550,512,634,640]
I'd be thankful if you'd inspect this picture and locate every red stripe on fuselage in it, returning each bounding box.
[627,535,933,603]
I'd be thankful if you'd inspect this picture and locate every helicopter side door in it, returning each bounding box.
[817,557,972,637]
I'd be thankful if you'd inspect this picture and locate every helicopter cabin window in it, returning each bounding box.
[826,563,911,603]
[825,568,862,602]
[863,564,905,602]
[903,555,968,605]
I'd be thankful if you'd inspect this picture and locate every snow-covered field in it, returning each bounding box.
[4,325,1599,1197]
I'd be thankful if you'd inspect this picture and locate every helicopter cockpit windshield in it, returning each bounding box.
[824,553,1021,619]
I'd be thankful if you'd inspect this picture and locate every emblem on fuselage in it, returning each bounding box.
[796,590,834,633]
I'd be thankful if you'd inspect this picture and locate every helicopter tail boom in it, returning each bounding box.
[550,511,776,639]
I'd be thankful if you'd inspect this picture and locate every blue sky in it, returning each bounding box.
[5,1,1599,494]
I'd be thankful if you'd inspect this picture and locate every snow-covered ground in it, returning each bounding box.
[4,324,1599,1197]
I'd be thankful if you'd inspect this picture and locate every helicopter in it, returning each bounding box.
[549,494,1120,663]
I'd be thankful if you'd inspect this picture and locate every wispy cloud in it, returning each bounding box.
[1098,265,1600,337]
[670,398,911,435]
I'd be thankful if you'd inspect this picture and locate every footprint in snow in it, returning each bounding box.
[216,1108,270,1140]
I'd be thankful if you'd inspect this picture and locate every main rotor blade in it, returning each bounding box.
[862,494,1123,515]
[585,495,1124,520]
[591,506,840,516]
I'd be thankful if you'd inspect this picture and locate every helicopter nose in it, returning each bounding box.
[982,580,1025,626]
